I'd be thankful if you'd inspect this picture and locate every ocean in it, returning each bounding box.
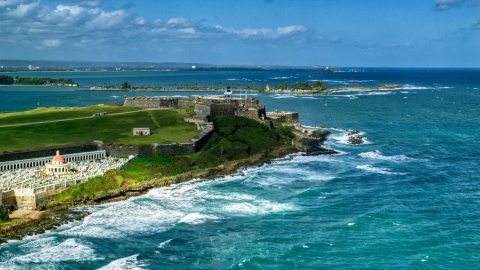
[0,68,479,269]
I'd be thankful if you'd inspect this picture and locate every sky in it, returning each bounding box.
[1,0,480,67]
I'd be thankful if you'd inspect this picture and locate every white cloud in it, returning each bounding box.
[55,5,85,16]
[5,1,41,18]
[0,0,24,8]
[133,17,147,26]
[85,9,128,30]
[433,0,472,10]
[277,25,307,35]
[78,0,102,7]
[216,24,308,39]
[42,39,61,47]
[0,0,315,59]
[167,17,193,28]
[178,27,196,34]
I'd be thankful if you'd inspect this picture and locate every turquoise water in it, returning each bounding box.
[1,69,480,269]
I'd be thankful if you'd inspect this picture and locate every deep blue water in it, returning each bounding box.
[1,69,480,269]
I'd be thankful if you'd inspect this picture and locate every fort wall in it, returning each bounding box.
[194,104,212,118]
[210,103,236,118]
[266,112,299,126]
[0,144,98,163]
[123,97,179,108]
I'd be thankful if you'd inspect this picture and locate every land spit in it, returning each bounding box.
[0,129,336,243]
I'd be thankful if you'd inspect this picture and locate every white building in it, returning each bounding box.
[45,150,71,175]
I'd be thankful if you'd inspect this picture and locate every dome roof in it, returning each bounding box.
[52,150,65,162]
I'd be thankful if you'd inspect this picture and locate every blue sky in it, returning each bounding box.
[1,0,480,67]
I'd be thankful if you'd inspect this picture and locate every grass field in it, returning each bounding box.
[0,105,140,126]
[0,106,199,152]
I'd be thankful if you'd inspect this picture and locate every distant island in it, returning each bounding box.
[0,75,78,87]
[89,80,404,94]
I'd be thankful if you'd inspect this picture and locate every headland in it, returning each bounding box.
[0,91,338,242]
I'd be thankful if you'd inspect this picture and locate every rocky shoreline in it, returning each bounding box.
[0,210,91,244]
[0,129,335,244]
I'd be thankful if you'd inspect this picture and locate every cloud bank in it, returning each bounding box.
[0,0,311,55]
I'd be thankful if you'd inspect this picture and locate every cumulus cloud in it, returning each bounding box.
[0,0,24,8]
[277,25,307,35]
[5,1,42,18]
[0,0,314,56]
[215,24,308,39]
[42,39,61,47]
[167,17,194,28]
[49,0,103,8]
[433,0,474,10]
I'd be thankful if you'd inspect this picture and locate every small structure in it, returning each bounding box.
[133,127,150,136]
[93,112,107,117]
[224,86,232,102]
[45,150,71,175]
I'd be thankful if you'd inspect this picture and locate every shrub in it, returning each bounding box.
[0,207,11,223]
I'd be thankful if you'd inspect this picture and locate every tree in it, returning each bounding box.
[121,81,131,89]
[274,82,288,90]
[0,75,14,85]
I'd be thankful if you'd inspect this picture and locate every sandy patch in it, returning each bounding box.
[9,210,45,220]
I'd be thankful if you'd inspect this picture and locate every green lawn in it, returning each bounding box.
[0,108,199,152]
[0,105,141,126]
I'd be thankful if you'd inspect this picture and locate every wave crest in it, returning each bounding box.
[359,150,408,161]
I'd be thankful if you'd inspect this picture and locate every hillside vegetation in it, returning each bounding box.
[51,116,296,202]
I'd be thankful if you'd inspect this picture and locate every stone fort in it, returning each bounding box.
[123,94,298,128]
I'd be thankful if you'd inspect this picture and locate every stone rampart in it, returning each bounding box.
[235,109,262,121]
[191,128,214,152]
[123,96,179,108]
[0,144,98,163]
[13,188,36,210]
[100,143,194,157]
[1,190,14,206]
[194,104,212,118]
[210,103,236,118]
[178,98,195,107]
[266,111,300,125]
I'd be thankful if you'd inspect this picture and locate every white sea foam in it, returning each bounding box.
[402,85,429,90]
[178,213,218,225]
[222,201,296,216]
[361,91,391,95]
[359,150,408,161]
[9,238,102,264]
[158,239,172,249]
[99,254,147,270]
[331,130,371,145]
[272,94,296,99]
[356,165,405,175]
[269,76,296,80]
[62,198,184,239]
